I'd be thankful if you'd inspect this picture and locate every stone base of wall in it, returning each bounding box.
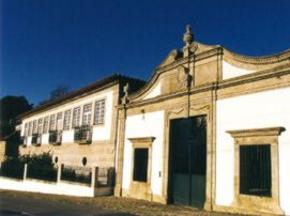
[122,188,167,204]
[213,203,285,216]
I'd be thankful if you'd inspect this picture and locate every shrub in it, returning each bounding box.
[0,153,57,181]
[0,156,25,179]
[61,166,91,185]
[26,153,57,181]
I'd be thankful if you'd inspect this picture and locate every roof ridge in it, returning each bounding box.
[19,73,145,119]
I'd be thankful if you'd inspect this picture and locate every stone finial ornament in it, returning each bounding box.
[183,24,197,57]
[122,83,130,105]
[183,24,194,47]
[123,83,129,97]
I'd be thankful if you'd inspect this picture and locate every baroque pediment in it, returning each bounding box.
[158,49,182,67]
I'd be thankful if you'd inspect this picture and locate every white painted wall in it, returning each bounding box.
[27,137,32,146]
[92,91,113,141]
[216,87,290,214]
[21,89,115,144]
[122,110,164,196]
[143,81,162,100]
[0,177,95,197]
[222,61,254,80]
[62,130,74,143]
[41,134,49,145]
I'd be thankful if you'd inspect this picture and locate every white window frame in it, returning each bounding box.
[56,112,63,131]
[24,123,28,137]
[82,103,92,126]
[43,116,49,133]
[28,122,32,136]
[72,107,81,128]
[63,109,71,130]
[32,120,37,134]
[49,114,56,131]
[94,98,106,125]
[38,118,43,134]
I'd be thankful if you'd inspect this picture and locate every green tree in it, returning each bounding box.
[0,96,33,156]
[38,84,70,106]
[49,84,69,100]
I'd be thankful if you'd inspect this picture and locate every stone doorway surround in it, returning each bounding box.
[227,127,285,215]
[163,102,214,210]
[126,137,155,200]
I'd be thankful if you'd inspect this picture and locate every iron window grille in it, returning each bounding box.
[21,137,27,147]
[74,125,92,144]
[31,134,41,146]
[239,144,272,197]
[49,130,62,145]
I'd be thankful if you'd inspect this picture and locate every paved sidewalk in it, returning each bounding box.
[0,190,248,216]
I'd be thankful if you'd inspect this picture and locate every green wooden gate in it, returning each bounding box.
[168,116,207,208]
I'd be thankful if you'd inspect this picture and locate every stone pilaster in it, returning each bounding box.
[114,108,126,197]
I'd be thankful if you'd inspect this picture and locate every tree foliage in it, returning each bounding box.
[38,84,70,106]
[0,96,33,138]
[0,96,33,156]
[0,153,56,180]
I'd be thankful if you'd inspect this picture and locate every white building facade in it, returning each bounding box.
[19,74,145,169]
[114,26,290,215]
[15,26,290,215]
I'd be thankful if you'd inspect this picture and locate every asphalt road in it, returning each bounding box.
[0,192,133,216]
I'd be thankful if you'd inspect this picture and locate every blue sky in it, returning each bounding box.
[1,0,290,105]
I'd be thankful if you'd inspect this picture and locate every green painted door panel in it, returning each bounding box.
[169,116,207,208]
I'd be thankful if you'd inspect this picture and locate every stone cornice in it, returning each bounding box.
[218,63,290,89]
[227,127,286,138]
[123,84,214,109]
[129,42,290,102]
[119,63,290,110]
[128,137,156,143]
[128,137,155,148]
[224,48,290,65]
